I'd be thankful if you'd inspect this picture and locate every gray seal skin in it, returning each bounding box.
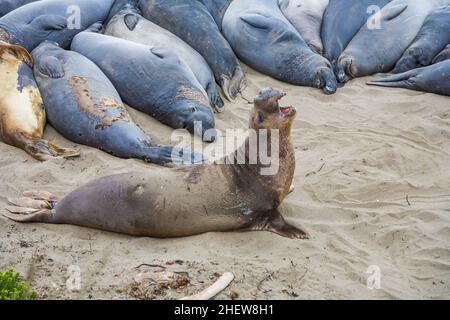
[0,0,40,17]
[393,6,450,73]
[0,0,114,52]
[222,0,337,94]
[433,44,450,63]
[368,60,450,96]
[138,0,247,102]
[3,88,309,240]
[278,0,329,54]
[104,5,225,112]
[335,0,450,83]
[71,30,217,142]
[321,0,391,65]
[32,41,203,166]
[197,0,233,30]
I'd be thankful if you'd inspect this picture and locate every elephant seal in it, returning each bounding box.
[222,0,337,94]
[278,0,329,54]
[335,0,448,83]
[433,44,450,63]
[368,60,450,96]
[0,0,114,53]
[0,41,78,160]
[32,41,203,166]
[3,88,309,239]
[393,5,450,73]
[321,0,391,65]
[138,0,247,102]
[0,0,40,17]
[71,29,217,142]
[197,0,233,30]
[104,5,224,112]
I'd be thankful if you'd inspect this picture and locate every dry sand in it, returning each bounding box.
[0,65,449,299]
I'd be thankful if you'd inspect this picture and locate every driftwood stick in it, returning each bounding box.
[180,272,234,300]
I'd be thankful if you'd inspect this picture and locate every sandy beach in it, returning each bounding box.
[1,64,449,300]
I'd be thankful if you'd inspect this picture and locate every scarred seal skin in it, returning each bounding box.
[32,41,204,166]
[433,44,450,64]
[222,0,337,94]
[138,0,247,102]
[0,0,40,17]
[393,5,450,73]
[71,28,217,142]
[104,5,225,112]
[0,41,78,160]
[0,0,114,52]
[3,88,309,240]
[367,60,450,96]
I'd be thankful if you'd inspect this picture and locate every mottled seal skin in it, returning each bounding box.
[71,30,217,142]
[0,41,78,160]
[335,0,449,83]
[138,0,247,102]
[222,0,337,94]
[0,0,114,52]
[393,6,450,73]
[368,60,450,96]
[0,0,40,17]
[278,0,329,54]
[321,0,391,65]
[197,0,233,30]
[433,44,450,63]
[104,5,224,112]
[32,41,203,166]
[3,88,309,240]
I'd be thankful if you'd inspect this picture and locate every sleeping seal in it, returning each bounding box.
[0,0,114,52]
[336,0,449,83]
[393,5,450,73]
[0,41,78,160]
[71,29,217,142]
[278,0,329,54]
[222,0,337,94]
[0,0,40,17]
[433,44,450,63]
[103,5,224,112]
[138,0,246,102]
[321,0,391,65]
[368,60,450,96]
[32,41,202,166]
[3,88,309,239]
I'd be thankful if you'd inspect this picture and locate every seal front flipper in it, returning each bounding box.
[383,4,408,22]
[29,15,68,31]
[35,55,65,78]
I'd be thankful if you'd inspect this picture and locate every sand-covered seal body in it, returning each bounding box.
[393,5,450,73]
[433,44,450,63]
[138,0,246,102]
[368,60,450,96]
[0,0,114,52]
[71,30,216,142]
[0,0,40,17]
[32,41,201,166]
[222,0,337,94]
[3,88,308,240]
[278,0,329,54]
[0,41,78,160]
[104,6,224,112]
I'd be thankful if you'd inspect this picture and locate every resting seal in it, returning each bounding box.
[32,41,202,166]
[433,44,450,63]
[0,41,78,160]
[0,0,40,17]
[104,5,224,112]
[71,29,217,142]
[3,88,309,239]
[222,0,337,94]
[368,60,450,96]
[393,5,450,73]
[138,0,247,102]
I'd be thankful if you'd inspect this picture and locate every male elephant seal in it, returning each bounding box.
[3,88,309,239]
[321,0,391,65]
[393,5,450,73]
[278,0,329,54]
[222,0,337,94]
[433,44,450,63]
[104,5,224,112]
[32,41,203,166]
[138,0,246,102]
[0,0,40,17]
[0,41,78,160]
[71,29,217,142]
[368,60,450,96]
[0,0,114,52]
[336,0,449,83]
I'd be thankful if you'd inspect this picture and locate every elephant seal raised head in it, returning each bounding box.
[0,0,40,17]
[3,88,309,239]
[222,0,337,94]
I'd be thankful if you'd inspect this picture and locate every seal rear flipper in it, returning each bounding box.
[3,190,56,223]
[20,136,80,161]
[141,145,207,167]
[3,207,54,223]
[248,210,309,239]
[367,70,419,89]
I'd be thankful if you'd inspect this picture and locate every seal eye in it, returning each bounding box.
[257,112,265,123]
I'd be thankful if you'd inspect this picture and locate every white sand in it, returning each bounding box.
[1,65,449,299]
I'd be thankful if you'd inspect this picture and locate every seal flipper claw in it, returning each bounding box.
[3,191,56,223]
[36,55,65,78]
[220,66,247,102]
[22,137,80,161]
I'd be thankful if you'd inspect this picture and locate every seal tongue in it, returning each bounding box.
[280,107,291,115]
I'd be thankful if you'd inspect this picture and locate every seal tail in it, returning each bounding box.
[20,135,80,161]
[3,191,58,223]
